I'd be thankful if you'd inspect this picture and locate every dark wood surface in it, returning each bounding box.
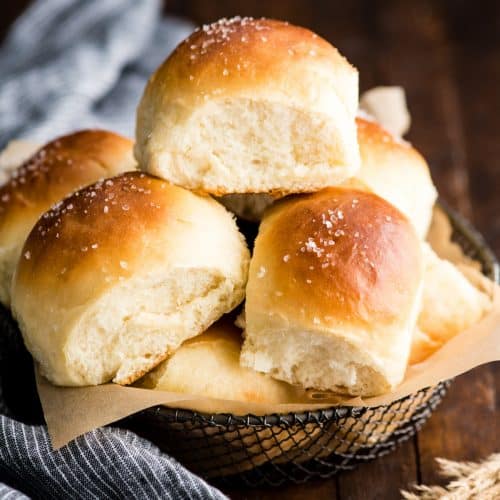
[2,1,499,499]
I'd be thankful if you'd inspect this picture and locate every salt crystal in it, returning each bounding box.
[257,266,266,278]
[305,239,317,251]
[103,206,109,214]
[24,251,31,260]
[283,254,290,263]
[120,260,128,269]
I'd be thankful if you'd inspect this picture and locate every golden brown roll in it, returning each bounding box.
[135,17,360,195]
[139,319,303,404]
[410,244,492,364]
[12,172,250,387]
[355,116,437,238]
[240,188,423,396]
[0,130,135,306]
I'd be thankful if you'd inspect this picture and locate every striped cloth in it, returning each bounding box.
[0,0,194,147]
[0,1,227,498]
[0,416,225,499]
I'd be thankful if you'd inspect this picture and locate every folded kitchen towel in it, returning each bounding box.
[0,0,193,148]
[0,415,226,499]
[0,1,227,498]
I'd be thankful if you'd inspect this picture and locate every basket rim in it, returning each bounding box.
[130,380,451,426]
[133,203,499,426]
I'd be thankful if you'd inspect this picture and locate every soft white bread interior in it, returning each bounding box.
[11,172,250,386]
[354,117,437,238]
[240,188,424,397]
[135,17,360,195]
[138,318,304,403]
[218,117,437,232]
[410,244,492,364]
[0,130,136,307]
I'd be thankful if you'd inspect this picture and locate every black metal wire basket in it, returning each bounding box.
[122,205,499,488]
[0,205,496,488]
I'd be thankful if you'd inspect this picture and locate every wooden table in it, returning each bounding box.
[2,1,499,498]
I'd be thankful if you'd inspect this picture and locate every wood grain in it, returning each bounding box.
[337,440,418,500]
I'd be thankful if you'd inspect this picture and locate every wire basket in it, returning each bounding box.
[122,204,499,488]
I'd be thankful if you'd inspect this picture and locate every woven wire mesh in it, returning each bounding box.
[123,204,499,487]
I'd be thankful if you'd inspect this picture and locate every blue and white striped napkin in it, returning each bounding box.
[0,0,193,148]
[0,1,228,497]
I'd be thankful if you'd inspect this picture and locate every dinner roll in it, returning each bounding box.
[12,172,250,386]
[218,117,437,233]
[135,16,360,195]
[139,319,303,403]
[410,244,492,364]
[240,188,423,396]
[0,130,135,306]
[355,116,437,238]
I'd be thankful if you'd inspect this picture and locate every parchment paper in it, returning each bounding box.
[3,88,498,450]
[36,249,500,448]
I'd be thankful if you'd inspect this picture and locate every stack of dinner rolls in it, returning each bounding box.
[0,17,491,399]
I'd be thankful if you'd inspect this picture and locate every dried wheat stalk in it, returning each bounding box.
[401,453,500,499]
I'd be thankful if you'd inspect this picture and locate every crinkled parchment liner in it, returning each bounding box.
[2,88,498,450]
